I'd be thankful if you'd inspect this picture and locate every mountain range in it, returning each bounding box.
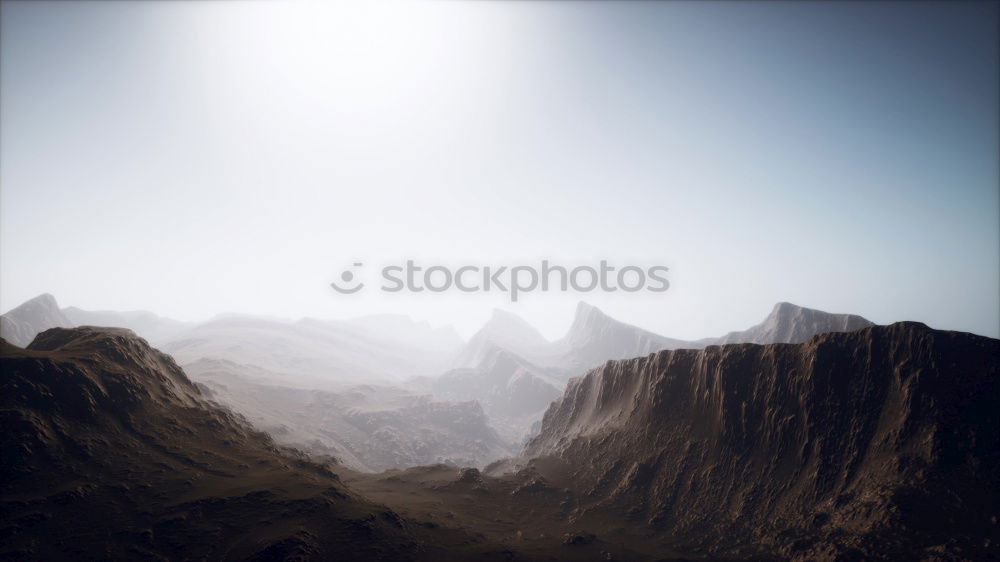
[4,315,994,560]
[1,293,883,467]
[427,300,876,442]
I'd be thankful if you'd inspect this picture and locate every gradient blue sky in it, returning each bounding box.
[2,1,997,339]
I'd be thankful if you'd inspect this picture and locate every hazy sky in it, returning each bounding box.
[2,1,998,339]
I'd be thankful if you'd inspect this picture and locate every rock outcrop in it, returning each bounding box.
[526,322,1000,560]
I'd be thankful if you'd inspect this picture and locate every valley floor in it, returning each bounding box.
[343,463,761,562]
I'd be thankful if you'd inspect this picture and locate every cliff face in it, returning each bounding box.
[525,322,1000,560]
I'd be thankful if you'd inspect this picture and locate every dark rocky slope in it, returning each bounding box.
[525,322,1000,560]
[0,327,505,561]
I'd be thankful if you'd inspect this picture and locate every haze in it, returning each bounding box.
[2,0,997,339]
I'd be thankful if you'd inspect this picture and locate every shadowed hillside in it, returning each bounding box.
[0,328,515,561]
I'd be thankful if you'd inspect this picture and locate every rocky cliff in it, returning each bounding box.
[525,322,999,560]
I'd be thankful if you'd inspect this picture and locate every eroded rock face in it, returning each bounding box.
[526,322,1000,560]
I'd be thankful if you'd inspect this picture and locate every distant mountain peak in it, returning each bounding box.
[771,300,798,312]
[712,301,874,345]
[766,301,872,328]
[768,301,830,318]
[32,292,58,304]
[1,293,73,347]
[452,309,549,369]
[557,301,692,369]
[565,301,614,338]
[488,307,540,327]
[6,292,60,314]
[477,309,549,345]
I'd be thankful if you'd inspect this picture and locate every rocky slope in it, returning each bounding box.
[186,358,513,472]
[0,327,507,560]
[525,323,1000,560]
[0,293,73,347]
[433,302,878,450]
[433,346,564,442]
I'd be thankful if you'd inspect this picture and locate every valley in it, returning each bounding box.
[2,294,997,560]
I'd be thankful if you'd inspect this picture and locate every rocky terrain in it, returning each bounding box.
[522,322,1000,560]
[0,327,521,561]
[433,301,879,445]
[1,294,885,476]
[2,306,996,560]
[432,346,564,442]
[186,358,513,472]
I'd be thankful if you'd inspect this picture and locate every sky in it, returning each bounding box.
[1,0,998,340]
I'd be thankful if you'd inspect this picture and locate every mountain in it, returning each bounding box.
[161,315,456,384]
[433,346,564,442]
[453,309,550,368]
[185,358,514,472]
[0,295,192,348]
[6,311,990,560]
[0,293,72,347]
[434,301,875,445]
[62,306,194,344]
[0,327,436,560]
[524,322,1000,560]
[701,301,874,345]
[552,302,692,371]
[347,313,462,357]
